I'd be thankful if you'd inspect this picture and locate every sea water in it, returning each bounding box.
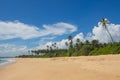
[0,59,7,63]
[0,58,15,68]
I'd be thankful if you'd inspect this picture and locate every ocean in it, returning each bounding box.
[0,59,7,63]
[0,58,15,68]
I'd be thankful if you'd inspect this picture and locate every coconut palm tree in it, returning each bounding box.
[53,42,57,50]
[76,38,80,56]
[85,40,90,45]
[46,45,49,53]
[76,38,80,44]
[91,39,99,47]
[65,42,69,49]
[68,35,73,44]
[100,18,114,43]
[52,42,57,57]
[68,35,73,56]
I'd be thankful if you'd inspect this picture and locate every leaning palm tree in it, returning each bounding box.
[100,18,114,43]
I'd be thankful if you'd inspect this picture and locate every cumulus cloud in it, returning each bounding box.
[36,22,120,50]
[36,39,69,50]
[72,22,120,43]
[92,23,120,43]
[0,21,40,40]
[1,20,120,57]
[73,33,85,43]
[0,21,77,40]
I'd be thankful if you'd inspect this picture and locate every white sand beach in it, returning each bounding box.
[0,54,120,80]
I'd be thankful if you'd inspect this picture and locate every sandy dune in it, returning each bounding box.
[0,54,120,80]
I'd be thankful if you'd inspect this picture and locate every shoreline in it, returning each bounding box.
[0,58,16,68]
[0,54,120,80]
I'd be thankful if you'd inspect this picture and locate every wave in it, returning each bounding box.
[0,59,16,68]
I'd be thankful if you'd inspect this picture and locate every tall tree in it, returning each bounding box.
[76,38,80,44]
[52,42,57,57]
[68,35,73,45]
[68,35,73,49]
[100,18,114,43]
[91,40,99,47]
[68,35,73,56]
[85,40,90,45]
[76,38,80,56]
[65,42,69,49]
[52,43,57,50]
[46,45,49,50]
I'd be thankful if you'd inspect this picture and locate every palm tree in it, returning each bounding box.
[76,38,80,56]
[52,42,57,56]
[76,38,80,44]
[65,42,69,49]
[53,43,57,50]
[68,35,73,56]
[46,45,49,50]
[28,50,30,55]
[68,35,73,45]
[85,40,90,45]
[100,18,114,43]
[91,40,99,47]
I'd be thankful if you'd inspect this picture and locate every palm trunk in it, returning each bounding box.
[105,26,114,43]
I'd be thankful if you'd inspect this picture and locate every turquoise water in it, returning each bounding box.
[0,59,7,64]
[0,59,15,68]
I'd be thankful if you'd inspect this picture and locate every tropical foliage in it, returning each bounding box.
[17,18,120,58]
[17,39,120,58]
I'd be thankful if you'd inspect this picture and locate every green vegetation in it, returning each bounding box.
[90,42,120,55]
[17,18,120,58]
[17,40,120,58]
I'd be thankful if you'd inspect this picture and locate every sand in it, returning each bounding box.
[0,54,120,80]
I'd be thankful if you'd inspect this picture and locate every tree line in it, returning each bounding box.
[17,18,120,58]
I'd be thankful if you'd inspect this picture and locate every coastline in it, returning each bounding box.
[0,54,120,80]
[0,58,16,68]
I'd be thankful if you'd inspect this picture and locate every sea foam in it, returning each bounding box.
[0,59,16,68]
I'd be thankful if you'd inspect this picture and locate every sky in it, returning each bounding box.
[0,0,120,57]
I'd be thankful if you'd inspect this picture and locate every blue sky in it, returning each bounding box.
[0,0,120,57]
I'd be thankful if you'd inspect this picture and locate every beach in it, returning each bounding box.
[0,59,15,68]
[0,54,120,80]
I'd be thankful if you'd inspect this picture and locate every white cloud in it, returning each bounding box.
[73,33,85,43]
[0,44,28,57]
[0,21,77,40]
[1,20,120,57]
[72,22,120,43]
[0,21,40,40]
[42,22,77,35]
[55,39,69,49]
[36,22,120,50]
[0,21,77,57]
[36,39,69,50]
[41,37,56,40]
[92,23,120,43]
